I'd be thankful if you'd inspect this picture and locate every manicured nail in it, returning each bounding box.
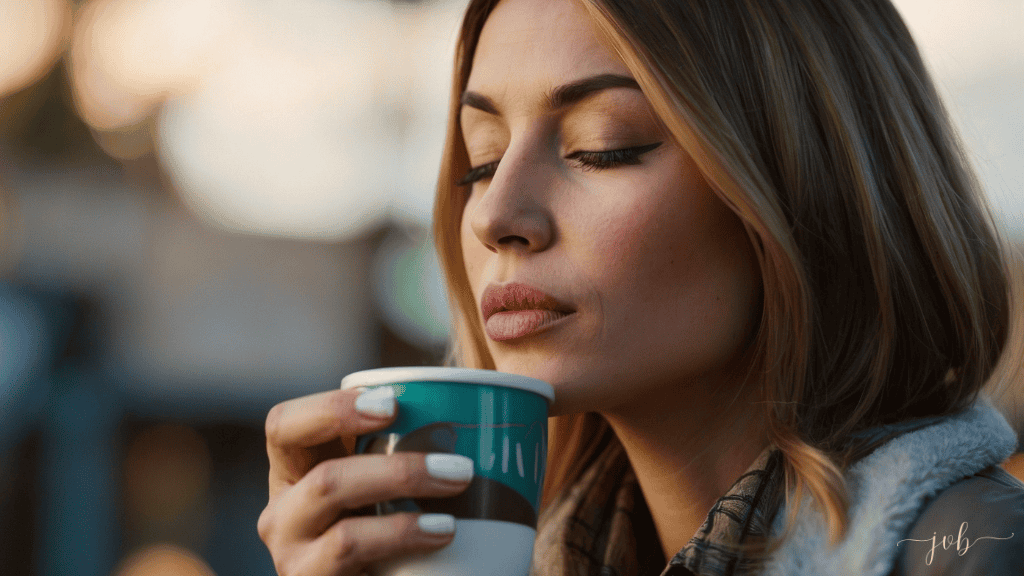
[418,514,456,535]
[355,387,395,418]
[426,453,474,482]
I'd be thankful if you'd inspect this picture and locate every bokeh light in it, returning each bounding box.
[0,0,70,98]
[67,0,471,241]
[113,544,217,576]
[372,226,450,350]
[68,0,234,131]
[154,0,405,241]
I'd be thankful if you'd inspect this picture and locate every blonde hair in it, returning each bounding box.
[432,0,1015,560]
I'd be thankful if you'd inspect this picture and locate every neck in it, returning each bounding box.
[600,365,769,563]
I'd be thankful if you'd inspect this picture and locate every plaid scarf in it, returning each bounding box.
[529,437,782,576]
[529,415,943,576]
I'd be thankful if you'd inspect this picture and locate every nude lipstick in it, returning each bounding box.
[481,282,575,342]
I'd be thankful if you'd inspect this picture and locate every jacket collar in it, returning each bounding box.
[761,395,1018,576]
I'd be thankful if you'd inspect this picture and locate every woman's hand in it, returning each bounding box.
[258,388,474,576]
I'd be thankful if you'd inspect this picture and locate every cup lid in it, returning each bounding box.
[340,367,554,403]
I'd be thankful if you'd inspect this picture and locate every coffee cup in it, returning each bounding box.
[340,367,554,576]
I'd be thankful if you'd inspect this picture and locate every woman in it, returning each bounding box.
[257,0,1024,574]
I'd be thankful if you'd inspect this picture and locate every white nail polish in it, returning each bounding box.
[418,514,456,534]
[426,453,475,482]
[355,387,395,417]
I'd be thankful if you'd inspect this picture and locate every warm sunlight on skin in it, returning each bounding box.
[458,0,762,420]
[457,0,771,560]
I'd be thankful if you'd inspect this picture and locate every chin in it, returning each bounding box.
[493,355,565,384]
[493,356,554,395]
[492,359,598,418]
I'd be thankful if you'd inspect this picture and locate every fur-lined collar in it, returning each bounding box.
[762,396,1018,576]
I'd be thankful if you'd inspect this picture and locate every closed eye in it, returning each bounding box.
[457,159,500,187]
[565,142,662,171]
[457,142,663,187]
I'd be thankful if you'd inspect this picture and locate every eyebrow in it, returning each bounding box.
[460,73,641,116]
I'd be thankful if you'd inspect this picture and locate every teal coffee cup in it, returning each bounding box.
[340,367,555,576]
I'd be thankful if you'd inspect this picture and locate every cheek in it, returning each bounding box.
[578,174,758,338]
[460,216,478,282]
[571,155,712,279]
[575,189,688,295]
[460,209,492,302]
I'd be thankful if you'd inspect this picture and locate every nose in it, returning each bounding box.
[466,144,554,254]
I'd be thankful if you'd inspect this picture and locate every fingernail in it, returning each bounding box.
[418,514,455,535]
[355,387,395,418]
[426,453,474,482]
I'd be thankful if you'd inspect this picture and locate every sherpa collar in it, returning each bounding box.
[762,395,1019,576]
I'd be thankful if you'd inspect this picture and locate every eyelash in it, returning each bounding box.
[456,142,663,187]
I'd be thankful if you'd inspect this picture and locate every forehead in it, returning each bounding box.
[467,0,631,98]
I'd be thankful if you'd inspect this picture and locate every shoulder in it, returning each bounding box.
[889,464,1024,576]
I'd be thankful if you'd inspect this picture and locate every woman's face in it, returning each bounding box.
[459,0,762,417]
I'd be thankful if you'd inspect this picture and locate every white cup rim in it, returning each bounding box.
[340,367,554,403]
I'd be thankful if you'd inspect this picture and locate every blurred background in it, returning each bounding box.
[0,0,1020,574]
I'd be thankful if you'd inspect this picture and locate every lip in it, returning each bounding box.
[481,282,576,342]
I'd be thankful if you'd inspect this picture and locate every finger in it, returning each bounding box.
[266,388,396,493]
[297,513,456,576]
[275,452,473,539]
